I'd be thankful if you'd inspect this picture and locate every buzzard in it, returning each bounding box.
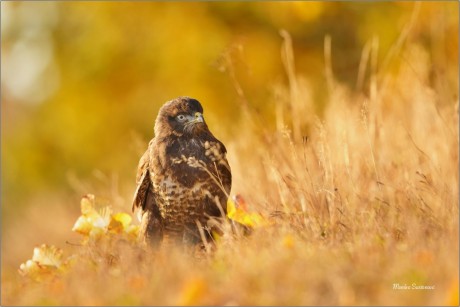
[132,97,232,246]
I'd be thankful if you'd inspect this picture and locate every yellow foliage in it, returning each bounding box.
[4,4,458,302]
[109,212,132,233]
[19,195,140,282]
[226,195,269,228]
[72,194,111,237]
[18,245,73,281]
[72,194,139,240]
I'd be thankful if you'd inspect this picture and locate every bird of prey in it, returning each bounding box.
[132,97,232,246]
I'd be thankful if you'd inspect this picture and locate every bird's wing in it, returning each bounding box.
[132,142,164,245]
[132,148,152,213]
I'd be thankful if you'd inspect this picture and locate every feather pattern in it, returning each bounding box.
[132,97,231,246]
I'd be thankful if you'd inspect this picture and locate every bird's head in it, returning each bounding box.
[154,96,209,138]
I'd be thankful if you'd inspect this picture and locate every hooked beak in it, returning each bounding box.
[184,112,205,135]
[191,112,204,124]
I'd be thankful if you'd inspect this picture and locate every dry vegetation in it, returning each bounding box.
[2,35,459,306]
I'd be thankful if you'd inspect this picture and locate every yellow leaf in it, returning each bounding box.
[226,195,268,228]
[32,244,63,267]
[113,212,132,227]
[73,195,111,237]
[226,197,237,217]
[109,212,132,233]
[72,216,92,235]
[18,244,69,281]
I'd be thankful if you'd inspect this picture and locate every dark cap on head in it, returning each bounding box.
[159,96,203,117]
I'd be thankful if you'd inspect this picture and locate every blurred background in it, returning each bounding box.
[1,2,458,267]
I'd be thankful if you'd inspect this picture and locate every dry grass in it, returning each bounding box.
[2,35,459,306]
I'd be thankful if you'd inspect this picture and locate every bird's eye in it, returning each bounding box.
[176,114,186,121]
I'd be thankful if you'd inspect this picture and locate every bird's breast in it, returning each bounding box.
[153,175,215,227]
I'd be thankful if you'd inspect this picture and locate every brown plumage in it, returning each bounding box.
[132,97,232,246]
